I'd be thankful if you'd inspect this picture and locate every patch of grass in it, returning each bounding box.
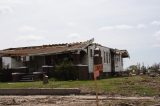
[0,76,159,96]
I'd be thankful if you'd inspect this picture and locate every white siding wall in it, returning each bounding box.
[98,45,111,73]
[88,45,95,73]
[88,44,111,73]
[115,54,123,72]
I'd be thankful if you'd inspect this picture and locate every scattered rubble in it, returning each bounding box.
[0,95,159,106]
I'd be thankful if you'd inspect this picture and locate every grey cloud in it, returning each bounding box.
[137,24,146,29]
[98,24,134,31]
[152,44,160,48]
[16,34,45,41]
[98,24,146,31]
[0,0,27,5]
[66,22,77,27]
[18,25,36,32]
[68,33,80,39]
[152,30,160,48]
[0,6,13,14]
[115,25,134,30]
[0,0,160,67]
[151,21,160,26]
[154,31,160,37]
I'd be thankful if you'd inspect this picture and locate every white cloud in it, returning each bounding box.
[151,20,160,26]
[152,44,160,48]
[67,22,77,27]
[0,6,13,14]
[152,31,160,49]
[152,30,160,48]
[98,26,114,31]
[98,24,147,31]
[17,25,48,34]
[16,35,45,41]
[0,0,26,4]
[154,30,160,38]
[98,24,133,31]
[115,24,133,30]
[137,24,146,29]
[18,25,36,32]
[68,33,80,39]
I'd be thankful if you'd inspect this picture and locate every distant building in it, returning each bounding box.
[0,38,129,80]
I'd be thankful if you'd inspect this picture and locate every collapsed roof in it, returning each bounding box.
[0,39,94,57]
[0,38,129,58]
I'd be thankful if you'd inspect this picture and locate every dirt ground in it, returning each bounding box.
[0,95,159,106]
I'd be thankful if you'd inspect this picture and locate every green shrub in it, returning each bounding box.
[54,60,78,80]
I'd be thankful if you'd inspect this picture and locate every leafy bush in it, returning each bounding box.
[54,60,78,80]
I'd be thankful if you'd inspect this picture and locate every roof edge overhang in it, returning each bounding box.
[111,49,130,58]
[0,49,80,57]
[0,38,95,57]
[120,50,130,58]
[28,49,80,56]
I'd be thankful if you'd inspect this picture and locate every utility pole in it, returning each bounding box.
[93,46,103,106]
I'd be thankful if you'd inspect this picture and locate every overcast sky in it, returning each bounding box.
[0,0,160,68]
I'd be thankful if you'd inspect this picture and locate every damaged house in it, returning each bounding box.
[0,38,129,81]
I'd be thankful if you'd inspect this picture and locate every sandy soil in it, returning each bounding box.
[0,95,159,106]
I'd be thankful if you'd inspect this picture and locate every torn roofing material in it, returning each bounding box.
[0,38,94,56]
[111,49,130,58]
[120,50,130,58]
[0,38,129,58]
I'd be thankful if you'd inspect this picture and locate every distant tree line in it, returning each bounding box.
[127,62,160,75]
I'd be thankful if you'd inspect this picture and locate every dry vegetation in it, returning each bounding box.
[0,75,160,96]
[0,75,160,106]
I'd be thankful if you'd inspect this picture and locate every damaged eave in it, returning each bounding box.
[0,38,94,57]
[0,51,29,57]
[111,49,130,58]
[120,50,130,58]
[0,48,83,57]
[28,49,80,56]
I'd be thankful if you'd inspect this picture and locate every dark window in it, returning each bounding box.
[118,55,120,62]
[21,56,26,62]
[106,52,107,63]
[121,58,123,66]
[90,49,92,57]
[15,56,21,61]
[103,51,105,63]
[108,53,111,63]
